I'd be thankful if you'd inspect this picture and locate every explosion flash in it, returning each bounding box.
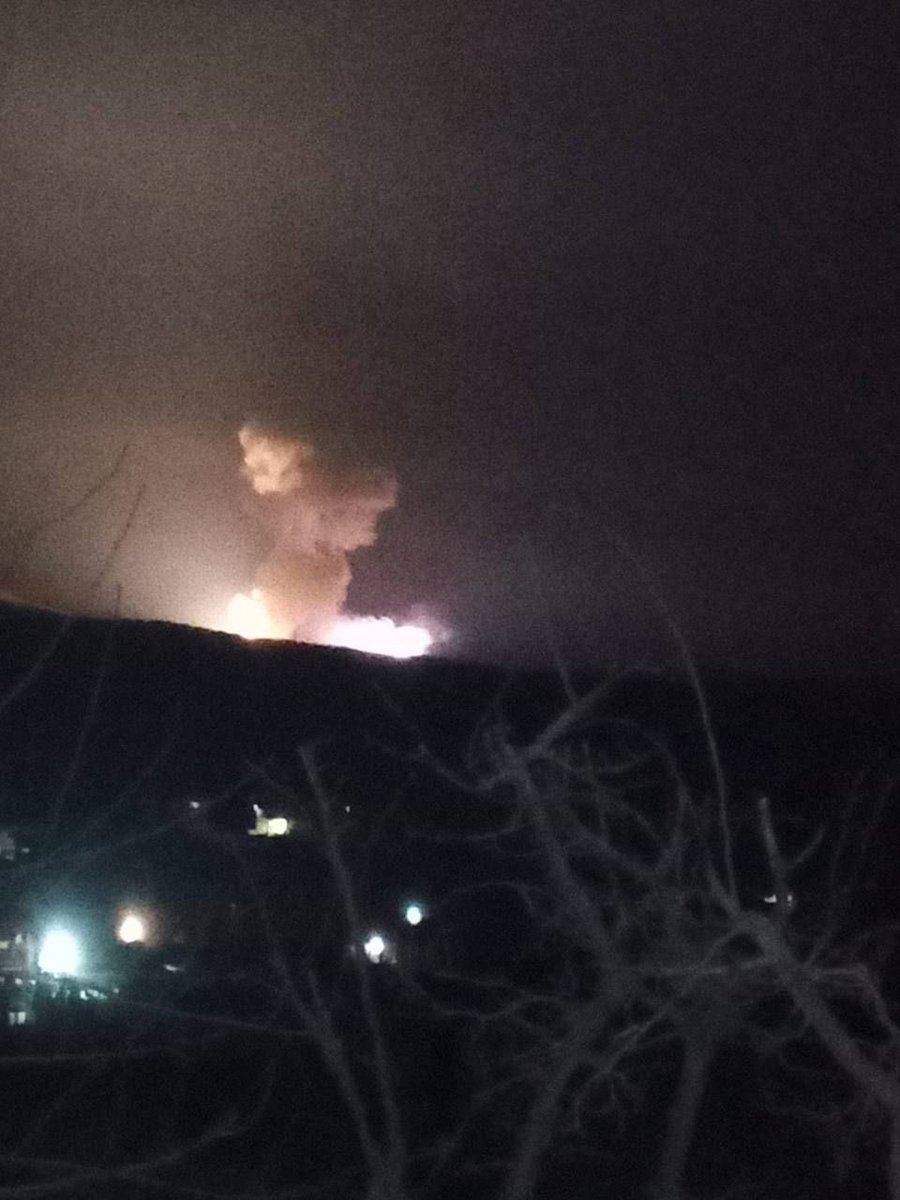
[220,590,432,659]
[221,588,281,640]
[325,615,433,659]
[234,424,396,642]
[215,426,434,658]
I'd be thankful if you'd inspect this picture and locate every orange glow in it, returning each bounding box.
[115,906,158,947]
[118,913,146,944]
[216,591,432,658]
[221,588,282,640]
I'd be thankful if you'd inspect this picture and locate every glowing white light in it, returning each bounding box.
[324,617,432,659]
[404,903,424,926]
[212,595,435,658]
[220,589,280,641]
[363,932,387,963]
[38,930,80,976]
[249,809,291,837]
[117,913,146,944]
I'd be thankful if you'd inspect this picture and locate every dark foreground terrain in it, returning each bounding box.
[0,603,899,1197]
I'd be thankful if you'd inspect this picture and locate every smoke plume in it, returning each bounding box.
[234,425,397,642]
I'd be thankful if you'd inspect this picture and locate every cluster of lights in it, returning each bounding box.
[360,902,427,964]
[36,898,431,982]
[37,907,152,978]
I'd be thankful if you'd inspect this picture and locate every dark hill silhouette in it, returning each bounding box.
[1,600,900,1043]
[0,598,899,868]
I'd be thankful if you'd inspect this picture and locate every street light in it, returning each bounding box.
[38,929,80,976]
[117,912,146,944]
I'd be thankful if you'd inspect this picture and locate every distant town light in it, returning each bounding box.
[249,808,292,837]
[117,913,146,944]
[38,929,80,976]
[403,903,424,926]
[363,932,388,963]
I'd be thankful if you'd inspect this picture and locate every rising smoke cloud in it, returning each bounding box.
[235,425,397,642]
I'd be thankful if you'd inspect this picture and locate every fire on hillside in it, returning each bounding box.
[210,426,434,659]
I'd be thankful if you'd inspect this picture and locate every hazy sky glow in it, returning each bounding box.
[0,1,896,669]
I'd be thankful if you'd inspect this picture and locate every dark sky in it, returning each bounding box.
[0,0,897,670]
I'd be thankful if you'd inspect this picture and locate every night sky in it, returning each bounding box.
[0,0,897,671]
